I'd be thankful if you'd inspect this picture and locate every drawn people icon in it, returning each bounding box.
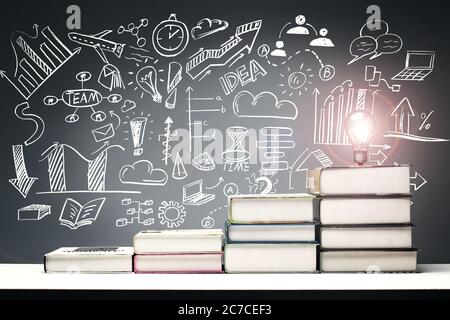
[310,28,334,47]
[270,41,287,57]
[287,15,310,35]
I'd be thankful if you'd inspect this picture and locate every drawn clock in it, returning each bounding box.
[152,14,189,57]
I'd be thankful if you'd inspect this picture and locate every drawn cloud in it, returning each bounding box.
[119,160,168,186]
[233,90,298,120]
[191,18,229,40]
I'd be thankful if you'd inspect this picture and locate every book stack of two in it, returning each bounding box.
[308,166,417,273]
[224,194,319,273]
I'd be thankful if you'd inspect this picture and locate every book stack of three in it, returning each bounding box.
[308,165,417,273]
[224,194,319,273]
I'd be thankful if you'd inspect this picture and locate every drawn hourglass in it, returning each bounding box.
[222,126,250,163]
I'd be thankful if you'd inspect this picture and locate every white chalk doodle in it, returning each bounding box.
[270,40,287,57]
[120,160,168,186]
[165,88,177,109]
[43,71,122,123]
[135,65,162,103]
[158,200,186,228]
[186,20,262,80]
[279,15,334,48]
[365,65,400,92]
[172,152,188,180]
[304,49,335,82]
[18,204,51,221]
[92,123,115,143]
[219,59,267,96]
[246,173,278,194]
[223,126,250,173]
[152,14,189,57]
[193,152,216,171]
[348,20,402,65]
[117,18,149,48]
[59,198,105,229]
[223,183,239,197]
[159,116,174,165]
[257,127,295,174]
[368,149,387,166]
[130,116,147,156]
[39,142,130,194]
[121,99,136,113]
[279,62,313,98]
[233,90,298,120]
[191,18,229,40]
[9,145,38,198]
[69,29,124,64]
[257,44,270,58]
[410,171,427,192]
[205,177,224,190]
[98,63,124,91]
[165,61,182,109]
[384,97,449,142]
[201,205,228,229]
[182,180,215,206]
[14,102,45,146]
[0,25,79,100]
[392,51,435,81]
[116,198,154,227]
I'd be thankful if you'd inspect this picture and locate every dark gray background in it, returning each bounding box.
[0,0,449,263]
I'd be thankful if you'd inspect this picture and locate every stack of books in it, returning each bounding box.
[224,194,319,273]
[307,165,417,273]
[133,229,223,273]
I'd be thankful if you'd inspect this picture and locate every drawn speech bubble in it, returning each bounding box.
[370,33,403,60]
[348,36,377,65]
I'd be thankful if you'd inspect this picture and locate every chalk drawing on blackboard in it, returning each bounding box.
[279,15,334,48]
[167,62,182,93]
[223,183,239,197]
[14,102,45,146]
[9,145,38,198]
[152,14,189,58]
[257,44,270,58]
[182,180,215,206]
[186,19,262,80]
[0,25,79,100]
[117,18,149,48]
[364,65,400,92]
[165,88,177,109]
[368,149,388,166]
[191,18,229,40]
[246,173,277,194]
[119,160,168,186]
[121,99,136,113]
[18,204,51,221]
[270,40,286,57]
[257,127,295,174]
[205,177,224,190]
[201,205,228,229]
[192,152,216,172]
[59,198,105,229]
[304,49,335,82]
[384,97,449,142]
[279,63,313,98]
[128,63,163,102]
[92,123,115,143]
[122,110,153,153]
[222,126,250,173]
[288,147,334,189]
[172,152,188,180]
[310,28,334,47]
[233,90,298,120]
[410,171,427,192]
[313,81,379,146]
[38,142,133,194]
[158,200,186,228]
[158,116,174,165]
[116,198,154,227]
[68,29,124,64]
[98,63,124,91]
[391,51,435,81]
[43,71,122,123]
[348,20,402,65]
[219,59,267,96]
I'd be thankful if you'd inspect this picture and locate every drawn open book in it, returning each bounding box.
[59,198,106,229]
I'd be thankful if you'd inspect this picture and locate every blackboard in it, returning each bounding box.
[0,0,449,263]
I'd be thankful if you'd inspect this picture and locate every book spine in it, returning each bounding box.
[306,168,322,195]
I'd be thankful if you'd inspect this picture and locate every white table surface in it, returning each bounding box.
[0,264,449,290]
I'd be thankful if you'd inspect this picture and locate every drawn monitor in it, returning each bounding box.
[182,180,215,206]
[392,51,435,81]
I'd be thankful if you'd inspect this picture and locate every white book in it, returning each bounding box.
[226,223,316,242]
[307,166,411,195]
[44,247,133,273]
[321,250,417,272]
[228,194,316,224]
[320,196,411,225]
[134,253,223,273]
[320,225,413,249]
[225,243,318,273]
[133,229,223,254]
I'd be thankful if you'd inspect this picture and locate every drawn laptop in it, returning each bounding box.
[392,51,435,81]
[182,180,215,206]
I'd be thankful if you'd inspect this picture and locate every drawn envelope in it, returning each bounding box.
[92,123,115,142]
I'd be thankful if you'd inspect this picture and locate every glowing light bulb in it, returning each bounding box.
[344,110,375,166]
[136,66,162,103]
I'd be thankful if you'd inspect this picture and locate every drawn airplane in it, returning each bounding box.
[68,30,124,64]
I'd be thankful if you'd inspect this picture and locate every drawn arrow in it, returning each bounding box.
[0,70,29,100]
[410,171,427,191]
[206,177,225,190]
[369,149,387,166]
[313,88,320,143]
[391,97,415,134]
[370,144,391,150]
[9,145,38,198]
[14,102,45,146]
[109,110,122,130]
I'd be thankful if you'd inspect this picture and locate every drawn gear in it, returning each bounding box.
[158,201,186,228]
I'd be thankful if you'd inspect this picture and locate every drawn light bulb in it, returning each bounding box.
[136,66,162,103]
[130,117,147,156]
[344,110,375,166]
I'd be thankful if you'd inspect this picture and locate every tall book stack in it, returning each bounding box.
[307,165,417,273]
[224,194,319,273]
